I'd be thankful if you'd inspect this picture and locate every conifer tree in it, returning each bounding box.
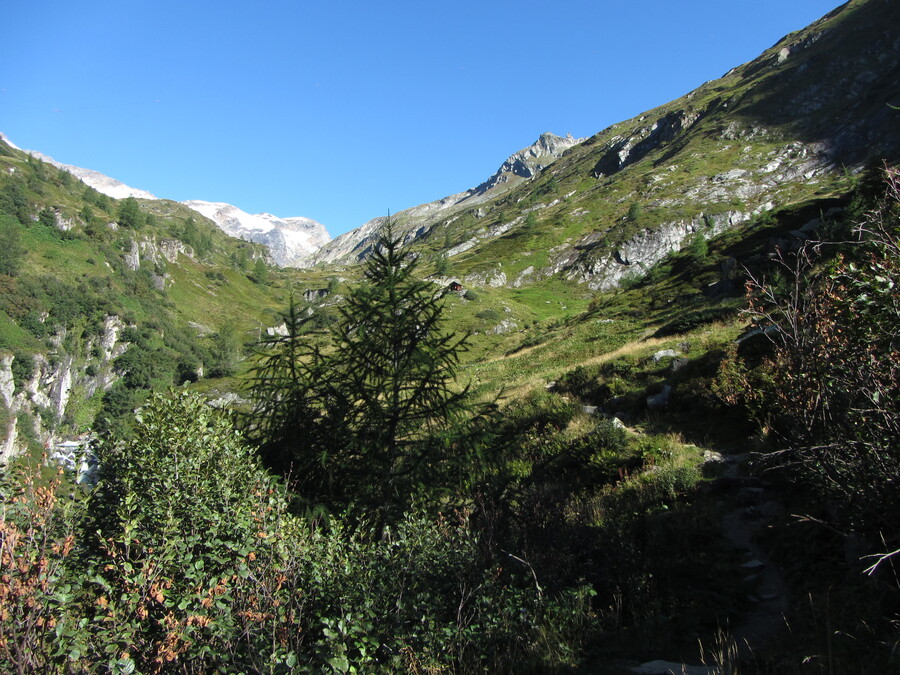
[246,222,480,521]
[244,295,328,487]
[322,223,473,518]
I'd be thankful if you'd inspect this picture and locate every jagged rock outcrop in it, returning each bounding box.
[0,354,17,463]
[551,210,754,291]
[464,265,508,289]
[183,201,330,267]
[124,237,193,283]
[592,109,704,178]
[477,132,582,192]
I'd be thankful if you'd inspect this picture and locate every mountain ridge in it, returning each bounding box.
[0,133,158,201]
[304,132,583,267]
[387,0,899,293]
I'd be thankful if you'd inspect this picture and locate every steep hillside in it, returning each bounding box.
[1,133,333,267]
[1,133,157,201]
[316,0,899,295]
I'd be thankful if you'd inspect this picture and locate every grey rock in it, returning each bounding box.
[668,357,689,373]
[303,288,330,303]
[703,450,726,465]
[646,384,672,410]
[0,353,14,410]
[556,211,749,291]
[593,108,703,178]
[184,201,330,267]
[489,318,518,334]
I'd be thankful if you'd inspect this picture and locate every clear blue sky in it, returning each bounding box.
[3,0,841,237]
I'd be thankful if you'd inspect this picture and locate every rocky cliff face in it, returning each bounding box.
[182,201,331,267]
[475,132,583,193]
[0,316,128,463]
[305,133,583,267]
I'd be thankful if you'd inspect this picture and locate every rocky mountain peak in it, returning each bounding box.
[479,132,583,188]
[305,132,583,267]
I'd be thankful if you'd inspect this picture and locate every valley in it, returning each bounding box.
[1,0,898,671]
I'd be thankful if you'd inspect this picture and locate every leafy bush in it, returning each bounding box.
[740,167,900,534]
[9,350,34,389]
[0,463,78,673]
[0,214,25,277]
[475,308,501,322]
[495,390,578,438]
[0,391,595,672]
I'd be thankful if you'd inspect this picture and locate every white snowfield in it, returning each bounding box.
[182,201,331,267]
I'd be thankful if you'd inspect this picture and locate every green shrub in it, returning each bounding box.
[496,390,578,437]
[0,391,595,673]
[0,464,79,673]
[742,168,900,533]
[475,308,501,322]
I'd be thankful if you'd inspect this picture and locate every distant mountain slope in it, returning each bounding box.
[306,132,582,266]
[0,134,298,459]
[0,133,331,266]
[182,201,330,267]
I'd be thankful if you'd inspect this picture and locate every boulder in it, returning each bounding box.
[646,384,672,410]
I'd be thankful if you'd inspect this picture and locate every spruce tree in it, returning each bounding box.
[323,223,473,518]
[246,223,479,521]
[244,295,328,487]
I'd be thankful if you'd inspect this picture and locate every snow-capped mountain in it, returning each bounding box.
[182,201,330,267]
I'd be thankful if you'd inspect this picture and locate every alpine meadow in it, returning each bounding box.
[1,0,899,672]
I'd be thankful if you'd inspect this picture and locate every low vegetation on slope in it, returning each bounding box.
[0,138,302,447]
[1,168,898,672]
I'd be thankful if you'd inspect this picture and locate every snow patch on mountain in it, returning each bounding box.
[17,146,157,201]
